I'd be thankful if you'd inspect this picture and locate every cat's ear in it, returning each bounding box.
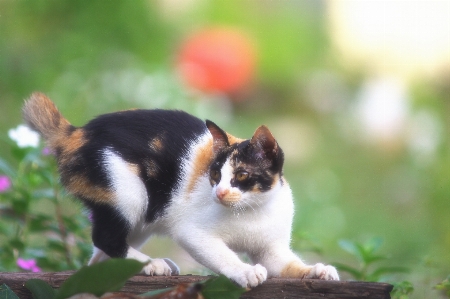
[206,120,229,154]
[250,125,278,160]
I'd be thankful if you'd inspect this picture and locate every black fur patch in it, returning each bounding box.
[79,109,207,222]
[87,201,130,258]
[209,139,284,193]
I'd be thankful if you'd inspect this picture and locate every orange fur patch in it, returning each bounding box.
[219,192,242,205]
[53,128,87,168]
[226,133,244,145]
[54,129,114,204]
[186,132,244,195]
[280,261,312,278]
[271,173,282,188]
[61,128,85,153]
[47,128,85,159]
[186,138,214,194]
[65,174,113,204]
[127,163,140,176]
[149,137,164,152]
[145,160,159,178]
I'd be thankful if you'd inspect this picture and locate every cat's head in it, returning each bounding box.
[206,120,284,210]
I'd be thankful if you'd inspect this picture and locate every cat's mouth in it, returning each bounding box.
[215,188,242,207]
[217,196,241,207]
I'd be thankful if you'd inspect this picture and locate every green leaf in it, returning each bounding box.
[47,239,66,253]
[139,288,174,297]
[55,258,144,299]
[202,275,246,299]
[338,240,360,257]
[0,157,16,177]
[434,275,450,293]
[339,238,388,266]
[366,237,384,253]
[391,280,414,298]
[0,283,20,299]
[333,263,363,280]
[9,238,25,251]
[368,266,410,281]
[25,279,56,299]
[29,214,53,232]
[363,254,387,266]
[0,221,10,235]
[35,257,60,271]
[11,146,30,162]
[62,215,82,232]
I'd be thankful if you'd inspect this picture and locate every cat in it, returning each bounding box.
[22,92,339,287]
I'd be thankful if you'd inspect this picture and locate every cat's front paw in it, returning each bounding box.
[226,264,267,288]
[142,258,179,276]
[305,263,339,280]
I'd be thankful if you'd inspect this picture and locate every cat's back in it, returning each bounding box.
[84,109,206,148]
[58,109,209,220]
[23,94,212,224]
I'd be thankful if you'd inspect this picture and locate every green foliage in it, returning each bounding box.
[391,281,414,299]
[291,230,324,255]
[0,284,20,299]
[435,275,450,298]
[0,141,91,272]
[25,279,56,299]
[0,2,449,298]
[24,259,144,299]
[140,275,245,299]
[22,259,243,299]
[55,259,144,299]
[139,288,172,297]
[202,275,246,299]
[334,237,409,282]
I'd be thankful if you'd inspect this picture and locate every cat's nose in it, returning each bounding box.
[216,188,229,201]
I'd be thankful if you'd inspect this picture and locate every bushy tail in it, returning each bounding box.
[22,92,72,143]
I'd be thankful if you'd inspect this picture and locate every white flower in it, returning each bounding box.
[8,125,40,148]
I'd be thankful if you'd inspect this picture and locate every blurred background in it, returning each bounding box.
[0,0,449,297]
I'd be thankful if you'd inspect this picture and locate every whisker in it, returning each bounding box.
[244,197,271,219]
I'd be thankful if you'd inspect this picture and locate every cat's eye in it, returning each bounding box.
[210,170,221,181]
[235,171,249,182]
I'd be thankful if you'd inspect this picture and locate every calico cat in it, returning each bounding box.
[22,92,339,287]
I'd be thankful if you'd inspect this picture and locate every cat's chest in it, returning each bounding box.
[210,203,290,246]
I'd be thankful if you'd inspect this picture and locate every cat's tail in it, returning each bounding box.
[22,92,73,146]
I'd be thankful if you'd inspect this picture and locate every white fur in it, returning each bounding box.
[126,246,178,276]
[88,246,109,265]
[214,160,236,202]
[93,134,339,287]
[103,149,147,227]
[305,263,339,280]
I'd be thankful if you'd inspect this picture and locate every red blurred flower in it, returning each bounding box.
[177,27,256,96]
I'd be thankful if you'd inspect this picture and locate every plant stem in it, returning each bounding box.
[53,178,74,269]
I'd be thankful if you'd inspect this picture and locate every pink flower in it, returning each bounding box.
[88,212,94,223]
[17,258,41,272]
[0,175,11,193]
[42,147,53,156]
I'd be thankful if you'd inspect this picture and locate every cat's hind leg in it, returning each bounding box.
[88,246,109,265]
[125,247,179,276]
[89,203,179,275]
[127,229,179,275]
[86,150,178,275]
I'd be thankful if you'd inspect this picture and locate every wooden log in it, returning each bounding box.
[0,272,393,299]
